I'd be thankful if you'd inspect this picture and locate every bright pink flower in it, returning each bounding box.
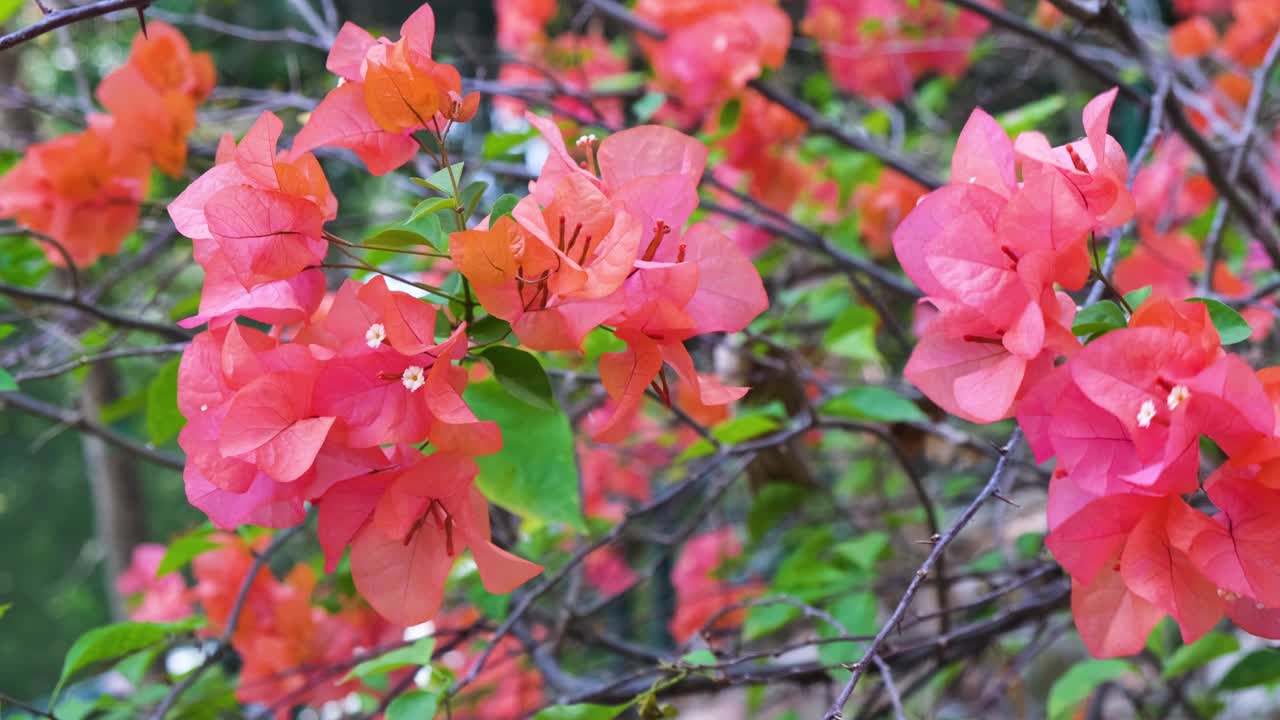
[169,111,337,328]
[331,451,543,625]
[117,544,193,623]
[636,0,791,116]
[802,0,997,102]
[294,3,479,175]
[1015,88,1135,231]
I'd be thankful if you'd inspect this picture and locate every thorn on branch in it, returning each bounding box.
[991,491,1020,508]
[136,6,147,37]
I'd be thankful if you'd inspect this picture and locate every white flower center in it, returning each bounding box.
[199,404,208,412]
[575,134,597,148]
[401,365,426,392]
[967,176,978,184]
[1216,587,1240,602]
[1136,400,1156,428]
[365,323,386,349]
[1166,384,1191,410]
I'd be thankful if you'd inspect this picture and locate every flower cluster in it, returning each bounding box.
[669,528,759,643]
[897,89,1280,657]
[0,22,212,267]
[493,0,629,126]
[634,0,791,120]
[293,4,479,175]
[451,112,768,441]
[168,4,546,626]
[119,536,403,717]
[896,89,1131,424]
[801,0,998,102]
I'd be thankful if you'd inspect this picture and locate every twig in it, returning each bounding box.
[582,0,944,189]
[0,0,153,52]
[0,281,191,341]
[1198,29,1280,292]
[147,524,306,720]
[14,342,188,382]
[0,391,183,470]
[822,429,1023,718]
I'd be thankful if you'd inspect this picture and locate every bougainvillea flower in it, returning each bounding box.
[302,277,502,453]
[668,528,759,642]
[495,33,630,127]
[0,120,148,267]
[1131,137,1215,232]
[117,544,194,623]
[96,21,214,176]
[593,331,751,442]
[344,451,543,625]
[635,0,791,117]
[856,169,928,257]
[294,3,479,175]
[1222,0,1280,68]
[496,0,557,50]
[1014,88,1135,230]
[802,0,996,102]
[169,111,336,327]
[1169,16,1219,59]
[1113,227,1203,299]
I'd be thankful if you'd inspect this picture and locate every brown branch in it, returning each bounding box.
[0,390,183,470]
[0,281,191,341]
[147,524,306,720]
[822,428,1023,718]
[0,0,154,52]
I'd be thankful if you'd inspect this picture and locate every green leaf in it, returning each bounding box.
[0,602,9,621]
[145,357,184,445]
[477,346,556,410]
[0,0,24,25]
[1163,631,1239,679]
[491,193,520,221]
[996,95,1066,136]
[1219,649,1280,689]
[465,381,584,531]
[589,72,646,93]
[0,322,15,341]
[717,97,742,132]
[1124,285,1153,310]
[368,229,430,252]
[533,704,628,720]
[822,386,926,423]
[676,414,780,462]
[818,592,878,670]
[823,306,882,363]
[409,197,455,225]
[681,649,718,667]
[483,128,538,160]
[387,688,440,720]
[744,602,800,640]
[0,367,16,392]
[345,637,435,682]
[461,181,489,222]
[1047,659,1134,720]
[156,529,219,576]
[1072,300,1126,337]
[633,92,665,122]
[55,620,195,700]
[414,162,466,196]
[1188,297,1252,345]
[469,315,513,345]
[832,531,890,570]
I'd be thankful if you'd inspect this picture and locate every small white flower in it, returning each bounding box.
[575,134,598,147]
[1166,384,1191,411]
[365,323,387,349]
[1136,399,1157,428]
[1216,587,1240,602]
[967,176,978,184]
[199,404,208,412]
[401,365,426,392]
